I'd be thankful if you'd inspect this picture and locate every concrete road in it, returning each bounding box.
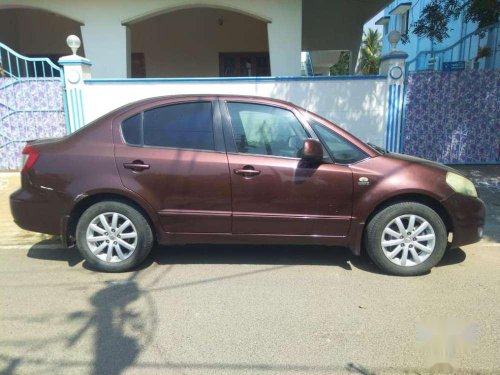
[1,167,499,375]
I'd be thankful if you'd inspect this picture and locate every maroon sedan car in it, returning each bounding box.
[10,95,485,275]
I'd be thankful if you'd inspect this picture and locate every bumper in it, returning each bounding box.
[10,187,69,236]
[442,193,486,248]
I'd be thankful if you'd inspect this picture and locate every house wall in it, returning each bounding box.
[1,0,301,78]
[130,8,268,77]
[81,77,389,146]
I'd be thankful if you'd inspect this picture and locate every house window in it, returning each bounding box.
[400,10,410,35]
[219,53,270,77]
[131,53,146,78]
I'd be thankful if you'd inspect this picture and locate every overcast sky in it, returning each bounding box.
[364,10,384,34]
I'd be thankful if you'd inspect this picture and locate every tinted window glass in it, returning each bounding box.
[121,114,141,145]
[227,102,308,158]
[143,102,214,151]
[310,121,367,164]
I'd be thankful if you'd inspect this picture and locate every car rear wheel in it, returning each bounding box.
[76,201,154,272]
[365,202,447,276]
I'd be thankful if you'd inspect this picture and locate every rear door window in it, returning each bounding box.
[121,114,142,146]
[121,102,215,151]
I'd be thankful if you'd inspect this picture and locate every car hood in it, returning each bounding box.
[380,152,463,176]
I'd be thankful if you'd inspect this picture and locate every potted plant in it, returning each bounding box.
[473,46,492,68]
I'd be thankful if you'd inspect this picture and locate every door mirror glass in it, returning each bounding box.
[301,139,323,163]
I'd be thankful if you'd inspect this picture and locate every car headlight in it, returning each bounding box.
[446,172,477,197]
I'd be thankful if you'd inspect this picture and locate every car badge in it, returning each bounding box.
[358,177,370,186]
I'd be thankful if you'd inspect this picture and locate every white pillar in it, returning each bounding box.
[267,2,302,77]
[80,20,128,78]
[59,35,92,132]
[380,51,408,152]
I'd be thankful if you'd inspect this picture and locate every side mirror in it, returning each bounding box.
[301,139,323,163]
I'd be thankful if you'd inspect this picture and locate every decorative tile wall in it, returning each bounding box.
[403,70,499,164]
[0,78,66,170]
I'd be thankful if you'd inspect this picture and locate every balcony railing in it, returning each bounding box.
[406,22,499,71]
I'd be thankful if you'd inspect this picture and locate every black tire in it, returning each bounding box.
[76,200,154,272]
[365,202,447,276]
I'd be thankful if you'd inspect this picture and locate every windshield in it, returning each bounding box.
[309,121,369,164]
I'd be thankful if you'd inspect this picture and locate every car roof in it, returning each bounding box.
[113,94,300,114]
[89,94,378,159]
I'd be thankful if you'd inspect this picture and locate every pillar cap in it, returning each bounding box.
[58,55,92,66]
[66,35,81,55]
[380,51,409,62]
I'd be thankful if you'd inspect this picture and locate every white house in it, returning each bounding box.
[0,0,391,78]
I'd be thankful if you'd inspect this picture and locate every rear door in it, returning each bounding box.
[113,98,231,234]
[220,99,354,237]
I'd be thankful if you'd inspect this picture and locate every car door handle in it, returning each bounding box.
[234,168,261,177]
[123,161,150,172]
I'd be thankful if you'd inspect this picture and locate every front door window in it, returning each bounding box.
[226,102,308,158]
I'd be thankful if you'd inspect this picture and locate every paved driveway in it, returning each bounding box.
[0,166,499,375]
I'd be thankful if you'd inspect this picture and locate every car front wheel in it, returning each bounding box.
[76,200,154,272]
[365,202,448,276]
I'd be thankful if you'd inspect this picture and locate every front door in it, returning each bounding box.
[114,100,231,234]
[221,100,353,237]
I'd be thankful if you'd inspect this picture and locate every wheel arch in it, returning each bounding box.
[350,192,454,256]
[364,193,453,233]
[66,191,158,246]
[365,193,453,232]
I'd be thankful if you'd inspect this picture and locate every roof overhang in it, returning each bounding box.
[375,16,390,26]
[390,2,411,15]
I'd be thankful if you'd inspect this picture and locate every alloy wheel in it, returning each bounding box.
[86,212,138,263]
[381,214,436,267]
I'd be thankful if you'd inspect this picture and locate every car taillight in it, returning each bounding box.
[21,144,39,173]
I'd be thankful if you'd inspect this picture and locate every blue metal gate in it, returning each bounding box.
[0,42,68,170]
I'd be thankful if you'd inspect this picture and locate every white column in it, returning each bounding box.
[59,35,92,132]
[80,20,128,78]
[380,51,408,152]
[267,2,302,77]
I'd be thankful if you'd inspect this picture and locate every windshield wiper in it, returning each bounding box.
[367,142,388,154]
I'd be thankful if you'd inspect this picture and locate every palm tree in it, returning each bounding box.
[359,29,382,75]
[329,51,350,76]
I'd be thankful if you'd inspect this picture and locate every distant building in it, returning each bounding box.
[376,0,499,71]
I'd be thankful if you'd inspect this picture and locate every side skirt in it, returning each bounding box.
[156,231,350,248]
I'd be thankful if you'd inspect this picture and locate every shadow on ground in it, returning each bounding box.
[144,244,467,276]
[27,240,467,276]
[15,241,468,375]
[66,278,144,375]
[27,239,83,267]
